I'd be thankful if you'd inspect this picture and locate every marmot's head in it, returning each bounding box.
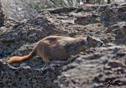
[87,36,103,47]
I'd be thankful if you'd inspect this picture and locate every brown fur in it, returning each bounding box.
[7,35,103,63]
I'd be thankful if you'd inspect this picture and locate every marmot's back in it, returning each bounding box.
[36,36,80,61]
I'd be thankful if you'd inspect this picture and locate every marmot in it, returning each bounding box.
[7,35,103,63]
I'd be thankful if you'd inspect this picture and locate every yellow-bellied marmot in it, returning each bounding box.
[7,35,103,63]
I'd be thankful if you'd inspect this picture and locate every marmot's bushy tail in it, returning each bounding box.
[7,49,37,63]
[7,55,31,63]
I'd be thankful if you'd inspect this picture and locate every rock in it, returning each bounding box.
[93,47,126,88]
[105,22,126,45]
[75,14,100,25]
[0,59,66,88]
[93,59,126,88]
[107,60,126,68]
[0,3,4,27]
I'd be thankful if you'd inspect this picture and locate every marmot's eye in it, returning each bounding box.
[97,42,103,47]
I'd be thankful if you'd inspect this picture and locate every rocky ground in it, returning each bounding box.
[0,3,126,88]
[0,3,4,27]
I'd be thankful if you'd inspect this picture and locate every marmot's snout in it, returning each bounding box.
[87,36,104,47]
